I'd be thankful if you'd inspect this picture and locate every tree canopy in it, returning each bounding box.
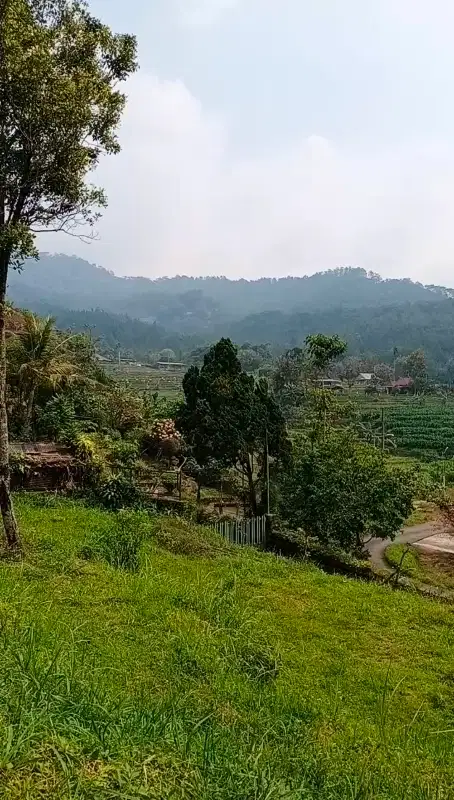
[177,338,290,515]
[0,0,137,547]
[280,433,414,552]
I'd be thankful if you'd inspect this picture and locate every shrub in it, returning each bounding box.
[89,475,143,511]
[152,516,231,558]
[82,510,151,571]
[142,419,182,461]
[280,432,415,553]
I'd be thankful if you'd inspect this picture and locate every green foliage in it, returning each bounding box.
[1,495,454,797]
[1,0,137,268]
[88,474,142,512]
[272,347,307,415]
[83,509,151,571]
[7,312,82,434]
[382,399,454,456]
[280,433,415,551]
[152,515,231,557]
[273,336,347,423]
[296,388,358,445]
[398,349,429,392]
[305,333,347,375]
[177,338,290,513]
[35,393,83,442]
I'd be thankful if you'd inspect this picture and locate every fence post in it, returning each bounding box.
[264,514,274,549]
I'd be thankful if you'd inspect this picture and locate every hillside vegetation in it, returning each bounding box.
[1,495,454,799]
[8,256,454,368]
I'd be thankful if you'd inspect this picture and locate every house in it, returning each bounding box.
[355,373,373,385]
[314,378,344,391]
[388,377,414,394]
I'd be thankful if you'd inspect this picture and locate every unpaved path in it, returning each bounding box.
[367,522,443,571]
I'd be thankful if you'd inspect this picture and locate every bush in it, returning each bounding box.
[82,510,152,571]
[152,516,231,558]
[280,432,415,553]
[88,475,143,511]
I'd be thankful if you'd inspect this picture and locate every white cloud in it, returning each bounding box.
[173,0,239,27]
[39,73,454,285]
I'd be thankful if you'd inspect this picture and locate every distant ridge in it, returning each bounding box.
[7,253,454,374]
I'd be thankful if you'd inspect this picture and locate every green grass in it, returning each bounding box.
[1,495,454,797]
[386,542,454,592]
[405,500,438,527]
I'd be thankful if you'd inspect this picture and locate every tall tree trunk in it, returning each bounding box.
[0,255,21,550]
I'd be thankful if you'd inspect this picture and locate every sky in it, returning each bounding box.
[39,0,454,283]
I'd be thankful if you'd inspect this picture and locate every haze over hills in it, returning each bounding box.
[7,253,454,372]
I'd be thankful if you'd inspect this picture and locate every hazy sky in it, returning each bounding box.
[39,0,454,283]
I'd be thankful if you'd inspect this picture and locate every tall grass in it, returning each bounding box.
[0,495,453,797]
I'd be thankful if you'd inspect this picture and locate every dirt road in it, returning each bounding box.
[367,523,441,571]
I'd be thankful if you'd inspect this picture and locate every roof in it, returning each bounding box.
[390,377,414,388]
[10,442,77,465]
[155,361,186,367]
[357,373,373,381]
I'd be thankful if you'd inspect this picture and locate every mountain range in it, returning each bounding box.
[7,253,454,373]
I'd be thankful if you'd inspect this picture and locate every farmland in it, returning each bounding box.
[359,395,454,458]
[103,362,184,399]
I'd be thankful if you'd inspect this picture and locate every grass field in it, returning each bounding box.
[104,362,183,399]
[1,495,454,798]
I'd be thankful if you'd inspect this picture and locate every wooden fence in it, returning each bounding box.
[213,515,267,547]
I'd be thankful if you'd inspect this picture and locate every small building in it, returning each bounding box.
[314,378,344,391]
[10,442,83,492]
[388,377,414,394]
[355,372,373,385]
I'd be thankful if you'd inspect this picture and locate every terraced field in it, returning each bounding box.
[361,397,454,457]
[104,362,184,398]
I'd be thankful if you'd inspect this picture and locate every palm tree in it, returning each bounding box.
[8,313,80,437]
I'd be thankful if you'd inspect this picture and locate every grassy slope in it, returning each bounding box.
[1,497,454,799]
[387,542,454,592]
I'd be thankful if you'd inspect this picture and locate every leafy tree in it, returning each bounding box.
[280,433,414,553]
[177,338,290,515]
[305,334,347,376]
[8,312,80,435]
[273,336,347,421]
[272,347,307,416]
[296,389,357,446]
[0,0,136,547]
[158,348,176,363]
[102,385,147,436]
[400,349,429,392]
[357,410,396,451]
[332,356,364,386]
[184,456,223,502]
[372,363,394,387]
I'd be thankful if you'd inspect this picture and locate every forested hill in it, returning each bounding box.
[7,253,454,370]
[8,253,452,328]
[226,300,454,369]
